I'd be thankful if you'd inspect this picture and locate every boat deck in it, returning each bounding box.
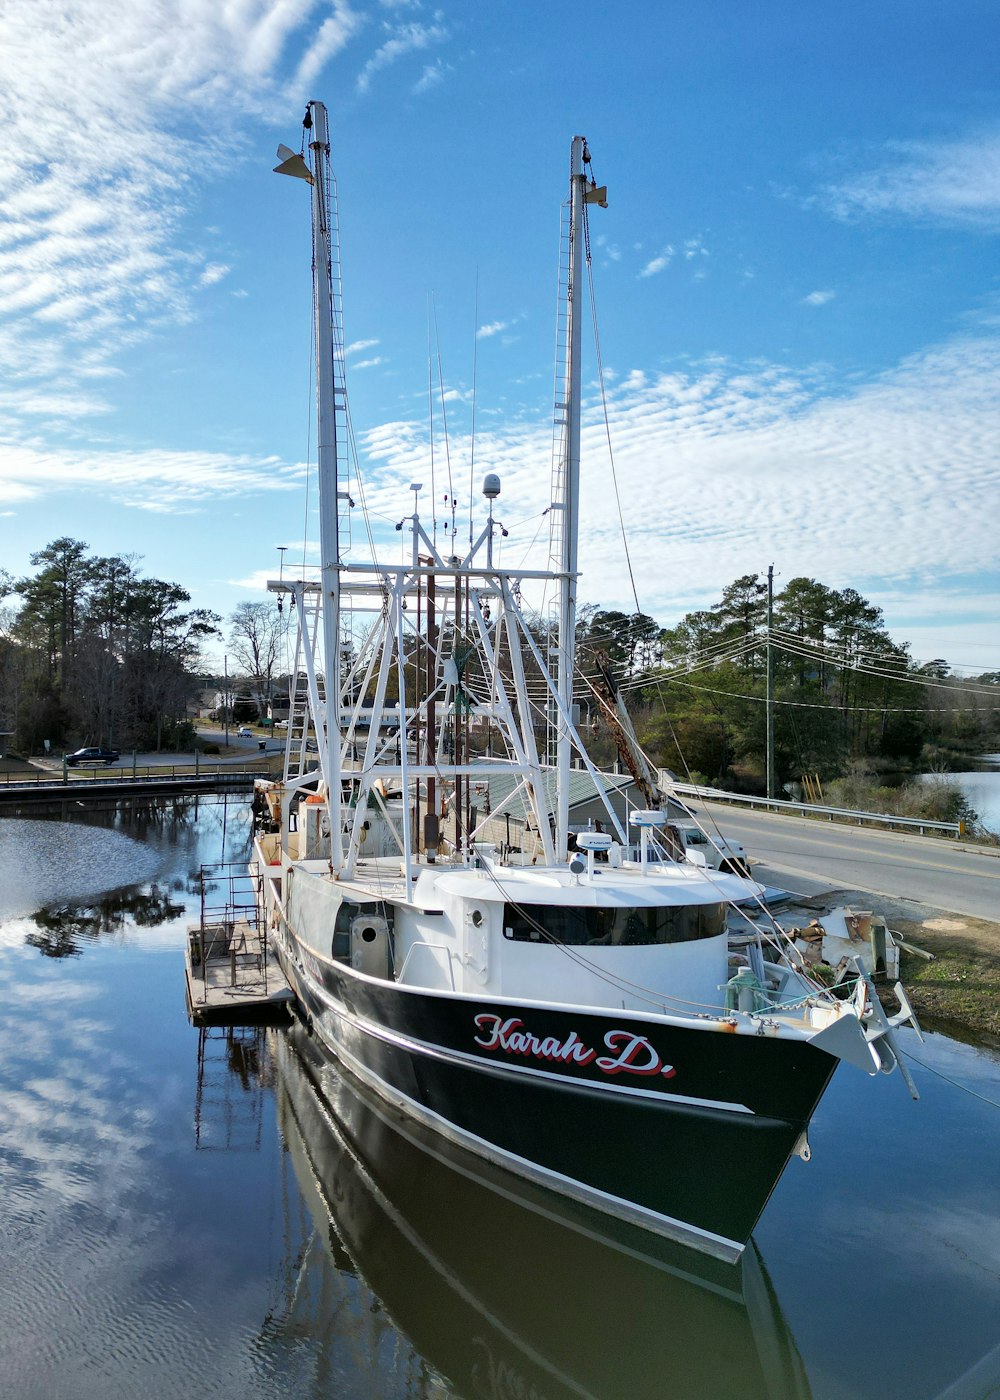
[185,918,293,1025]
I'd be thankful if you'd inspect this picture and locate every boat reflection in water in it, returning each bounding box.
[271,1019,812,1400]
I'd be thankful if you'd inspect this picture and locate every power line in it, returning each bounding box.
[770,634,1000,696]
[648,674,1000,714]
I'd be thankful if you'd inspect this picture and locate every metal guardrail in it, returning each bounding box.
[667,782,963,837]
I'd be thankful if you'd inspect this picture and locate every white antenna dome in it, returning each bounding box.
[482,473,501,500]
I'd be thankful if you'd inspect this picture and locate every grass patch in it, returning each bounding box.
[893,918,1000,1039]
[825,768,980,831]
[0,756,41,774]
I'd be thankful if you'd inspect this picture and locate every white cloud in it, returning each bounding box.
[229,556,320,592]
[353,329,1000,662]
[356,18,448,94]
[198,262,231,287]
[0,441,302,511]
[638,246,674,278]
[477,318,514,339]
[870,587,1000,667]
[803,289,836,306]
[595,234,621,263]
[413,59,450,94]
[0,389,112,418]
[352,355,384,369]
[0,0,361,435]
[347,338,380,356]
[822,129,1000,227]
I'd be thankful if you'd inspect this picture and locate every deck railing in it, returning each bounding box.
[0,756,283,789]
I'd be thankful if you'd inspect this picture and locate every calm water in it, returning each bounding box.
[918,759,1000,834]
[1,797,1000,1399]
[951,758,1000,833]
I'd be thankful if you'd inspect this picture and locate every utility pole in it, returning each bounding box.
[766,564,775,799]
[223,653,230,750]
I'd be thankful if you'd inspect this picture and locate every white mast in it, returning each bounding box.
[309,103,344,867]
[553,136,588,860]
[275,101,343,866]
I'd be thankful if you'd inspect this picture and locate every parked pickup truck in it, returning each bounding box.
[671,821,750,876]
[65,746,120,766]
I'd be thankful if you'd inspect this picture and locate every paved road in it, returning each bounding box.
[695,801,1000,922]
[28,730,281,775]
[195,726,281,754]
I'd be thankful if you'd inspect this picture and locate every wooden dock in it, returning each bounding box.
[185,917,294,1025]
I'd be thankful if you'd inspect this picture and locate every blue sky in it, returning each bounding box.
[0,0,998,673]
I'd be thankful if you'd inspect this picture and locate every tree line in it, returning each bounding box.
[576,574,1000,790]
[0,538,220,754]
[4,543,995,791]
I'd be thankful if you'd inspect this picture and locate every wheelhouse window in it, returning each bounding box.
[502,902,726,946]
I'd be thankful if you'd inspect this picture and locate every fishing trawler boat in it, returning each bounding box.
[253,101,918,1263]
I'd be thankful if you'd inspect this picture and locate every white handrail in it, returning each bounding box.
[396,941,457,990]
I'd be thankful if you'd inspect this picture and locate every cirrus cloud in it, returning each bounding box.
[821,129,1000,228]
[352,327,1000,660]
[0,0,362,430]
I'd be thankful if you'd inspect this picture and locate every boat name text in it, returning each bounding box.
[473,1015,676,1078]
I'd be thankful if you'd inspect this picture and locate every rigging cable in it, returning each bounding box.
[582,183,641,618]
[427,302,437,547]
[577,174,752,871]
[432,296,456,550]
[469,268,479,547]
[579,168,736,861]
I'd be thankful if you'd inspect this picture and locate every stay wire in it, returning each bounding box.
[469,269,479,547]
[428,305,437,547]
[579,194,732,861]
[583,203,641,617]
[432,297,456,548]
[576,215,780,883]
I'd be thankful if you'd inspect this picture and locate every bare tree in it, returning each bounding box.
[228,601,288,721]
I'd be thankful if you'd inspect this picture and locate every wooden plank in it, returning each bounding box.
[185,925,294,1025]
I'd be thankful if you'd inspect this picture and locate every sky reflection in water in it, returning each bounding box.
[0,797,999,1399]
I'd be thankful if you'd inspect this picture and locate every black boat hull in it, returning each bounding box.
[275,929,838,1259]
[273,1021,814,1400]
